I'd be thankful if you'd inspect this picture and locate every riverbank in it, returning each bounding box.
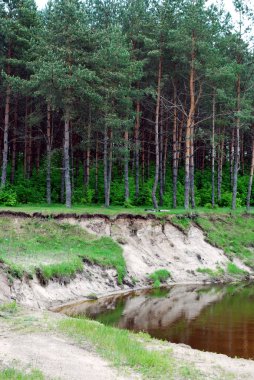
[0,212,253,308]
[0,211,254,379]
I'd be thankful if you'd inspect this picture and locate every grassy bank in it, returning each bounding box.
[197,215,254,268]
[0,211,253,285]
[0,217,125,283]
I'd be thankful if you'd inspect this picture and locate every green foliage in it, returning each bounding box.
[148,269,171,287]
[218,192,242,208]
[197,267,225,278]
[0,188,17,206]
[227,263,247,276]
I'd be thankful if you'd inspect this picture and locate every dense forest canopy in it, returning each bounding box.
[0,0,254,209]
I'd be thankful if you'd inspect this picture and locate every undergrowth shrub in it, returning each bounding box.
[148,269,171,288]
[0,188,17,206]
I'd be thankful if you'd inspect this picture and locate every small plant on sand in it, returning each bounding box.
[0,301,18,316]
[196,266,224,278]
[148,269,171,287]
[227,262,247,276]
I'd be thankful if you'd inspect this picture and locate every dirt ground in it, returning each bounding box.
[0,310,134,380]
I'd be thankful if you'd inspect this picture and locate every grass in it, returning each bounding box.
[0,218,125,283]
[148,269,171,288]
[58,317,201,379]
[0,203,253,216]
[197,267,225,278]
[196,215,254,268]
[0,369,44,380]
[0,301,18,316]
[227,262,247,276]
[171,216,192,232]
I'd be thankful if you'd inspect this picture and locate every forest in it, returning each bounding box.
[0,0,254,210]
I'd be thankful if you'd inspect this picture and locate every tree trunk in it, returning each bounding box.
[124,130,129,202]
[104,126,113,207]
[27,117,32,178]
[36,140,41,173]
[11,96,18,184]
[134,101,140,199]
[172,84,178,208]
[184,33,196,210]
[1,84,11,187]
[246,130,254,210]
[232,74,241,210]
[163,127,168,193]
[190,128,195,209]
[24,98,28,177]
[85,108,91,188]
[60,146,65,204]
[230,128,235,188]
[64,110,72,208]
[217,127,225,203]
[106,129,113,206]
[241,131,244,174]
[152,56,162,209]
[211,91,216,208]
[95,133,99,202]
[141,126,145,185]
[159,106,164,206]
[46,104,52,205]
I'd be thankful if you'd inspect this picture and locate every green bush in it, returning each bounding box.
[227,262,247,276]
[148,269,171,288]
[0,188,17,206]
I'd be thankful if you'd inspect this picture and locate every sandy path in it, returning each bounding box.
[159,342,254,380]
[0,329,129,380]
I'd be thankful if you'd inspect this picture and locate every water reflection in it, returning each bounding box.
[57,283,254,359]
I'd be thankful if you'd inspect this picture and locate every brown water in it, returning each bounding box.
[57,283,254,359]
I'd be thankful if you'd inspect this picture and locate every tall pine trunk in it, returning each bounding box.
[134,101,140,199]
[211,92,216,208]
[217,127,225,203]
[104,127,112,207]
[64,110,72,208]
[190,126,195,209]
[232,74,241,210]
[95,133,99,202]
[85,108,91,188]
[124,130,129,202]
[46,104,52,205]
[184,33,196,210]
[172,84,178,208]
[246,130,254,210]
[159,107,164,206]
[1,84,11,187]
[11,96,18,184]
[152,56,162,209]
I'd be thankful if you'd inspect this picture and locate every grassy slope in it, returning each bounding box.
[0,218,125,283]
[0,209,253,284]
[196,215,254,268]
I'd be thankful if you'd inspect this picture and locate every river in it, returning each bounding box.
[57,283,254,359]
